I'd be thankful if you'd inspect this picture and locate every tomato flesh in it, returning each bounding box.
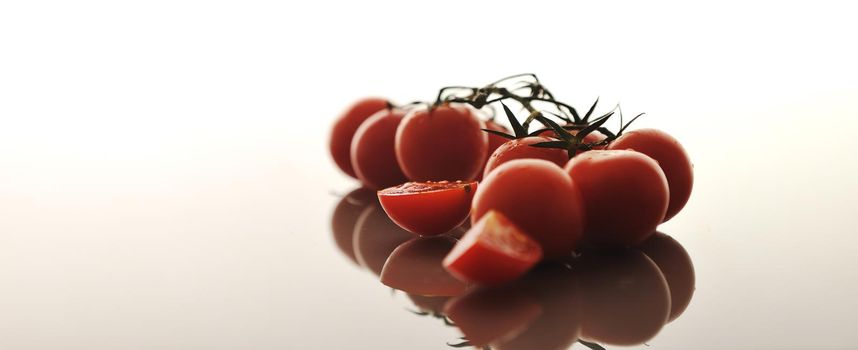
[444,211,543,285]
[378,181,477,236]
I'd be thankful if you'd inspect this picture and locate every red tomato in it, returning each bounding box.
[395,104,488,181]
[380,236,469,297]
[577,250,670,346]
[476,120,511,181]
[330,98,389,178]
[377,181,477,236]
[444,283,542,347]
[483,136,568,178]
[608,128,693,221]
[444,210,543,285]
[639,232,695,321]
[350,109,408,190]
[352,205,413,276]
[564,150,669,246]
[330,187,376,264]
[472,159,586,259]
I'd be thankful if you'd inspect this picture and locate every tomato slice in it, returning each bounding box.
[380,236,469,297]
[443,211,543,285]
[377,181,477,236]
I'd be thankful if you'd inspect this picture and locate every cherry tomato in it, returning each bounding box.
[350,109,408,190]
[330,97,389,178]
[472,159,586,259]
[380,236,469,297]
[482,136,568,178]
[564,150,669,246]
[476,120,511,181]
[444,283,542,347]
[639,232,695,321]
[377,181,477,236]
[577,250,670,346]
[444,210,543,285]
[330,187,376,264]
[395,104,488,181]
[352,205,413,276]
[608,128,693,221]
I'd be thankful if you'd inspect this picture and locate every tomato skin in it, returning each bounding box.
[380,236,469,297]
[577,250,670,346]
[472,159,586,259]
[330,98,389,178]
[352,204,413,276]
[330,187,376,264]
[395,104,488,181]
[444,211,543,285]
[350,109,408,190]
[476,120,511,181]
[378,181,477,236]
[564,150,669,246]
[608,128,693,221]
[639,232,695,321]
[483,136,568,178]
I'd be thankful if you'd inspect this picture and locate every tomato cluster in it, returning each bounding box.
[329,73,694,286]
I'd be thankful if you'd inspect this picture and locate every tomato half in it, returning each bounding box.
[330,97,389,178]
[472,159,586,259]
[444,210,543,285]
[380,236,469,297]
[482,136,568,178]
[350,108,408,190]
[639,232,695,321]
[395,104,488,181]
[378,181,477,236]
[330,187,376,264]
[608,128,693,222]
[564,150,669,246]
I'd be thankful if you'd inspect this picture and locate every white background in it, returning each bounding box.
[2,1,858,349]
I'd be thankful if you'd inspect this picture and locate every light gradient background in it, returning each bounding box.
[1,1,857,349]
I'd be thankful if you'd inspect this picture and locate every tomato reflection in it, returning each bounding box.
[330,188,695,349]
[330,187,377,265]
[381,236,469,297]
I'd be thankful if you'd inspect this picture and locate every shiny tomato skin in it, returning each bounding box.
[577,250,671,346]
[444,211,543,285]
[608,128,693,221]
[330,187,376,264]
[639,232,696,321]
[380,236,469,297]
[350,109,408,190]
[476,120,511,181]
[330,98,389,178]
[472,159,586,259]
[352,204,413,276]
[395,104,488,181]
[483,136,568,178]
[378,181,477,236]
[565,150,669,246]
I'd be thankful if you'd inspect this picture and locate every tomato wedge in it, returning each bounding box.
[377,181,477,236]
[444,211,543,285]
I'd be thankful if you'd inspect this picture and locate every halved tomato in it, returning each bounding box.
[377,181,477,236]
[444,211,543,285]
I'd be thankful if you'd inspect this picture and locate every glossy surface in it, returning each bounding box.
[3,2,858,349]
